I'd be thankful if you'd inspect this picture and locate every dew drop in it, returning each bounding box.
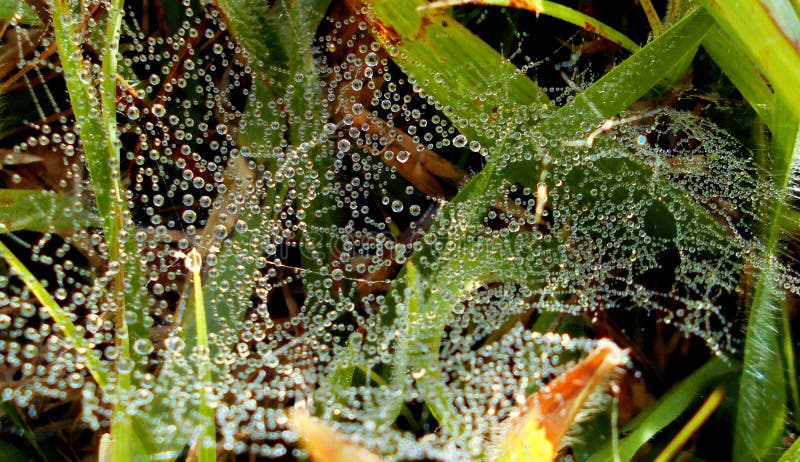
[453,134,468,148]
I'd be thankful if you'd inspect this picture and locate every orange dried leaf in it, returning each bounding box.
[494,339,627,462]
[289,410,386,462]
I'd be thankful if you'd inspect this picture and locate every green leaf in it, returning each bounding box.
[0,0,41,25]
[698,0,800,122]
[735,271,787,462]
[588,358,737,462]
[0,189,97,233]
[0,438,32,461]
[702,26,774,129]
[779,438,800,462]
[734,104,799,462]
[0,241,108,388]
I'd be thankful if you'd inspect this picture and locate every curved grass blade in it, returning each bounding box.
[418,0,640,52]
[185,249,217,462]
[698,0,800,122]
[733,115,799,462]
[0,240,107,388]
[653,386,725,462]
[587,357,736,462]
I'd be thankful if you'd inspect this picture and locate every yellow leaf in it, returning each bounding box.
[494,339,627,462]
[289,409,386,462]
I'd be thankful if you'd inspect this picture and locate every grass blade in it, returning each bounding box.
[653,386,725,462]
[588,358,736,462]
[779,438,800,462]
[0,240,107,388]
[186,249,217,462]
[736,270,788,462]
[418,0,640,52]
[0,0,41,24]
[0,189,97,233]
[698,0,800,122]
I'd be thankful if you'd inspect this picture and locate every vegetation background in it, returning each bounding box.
[0,0,798,461]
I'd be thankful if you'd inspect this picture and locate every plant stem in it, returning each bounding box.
[187,249,217,462]
[654,386,725,462]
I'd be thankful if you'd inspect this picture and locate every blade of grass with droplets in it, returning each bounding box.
[733,100,799,461]
[0,240,108,388]
[0,189,98,233]
[779,437,800,461]
[186,249,217,462]
[587,357,736,462]
[0,0,41,24]
[51,0,125,261]
[702,8,800,443]
[698,0,800,122]
[417,0,640,52]
[51,1,157,458]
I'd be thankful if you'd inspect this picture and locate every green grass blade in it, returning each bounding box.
[186,249,217,462]
[0,189,98,233]
[359,0,549,143]
[736,271,788,462]
[779,438,800,462]
[0,0,41,24]
[419,0,641,52]
[698,0,800,122]
[0,240,107,388]
[702,26,774,128]
[588,358,736,462]
[51,0,122,255]
[734,103,799,461]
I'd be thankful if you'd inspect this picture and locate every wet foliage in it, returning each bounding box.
[0,0,798,461]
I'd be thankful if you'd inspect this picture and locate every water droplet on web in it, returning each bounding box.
[124,105,140,120]
[133,338,154,355]
[453,134,468,148]
[152,104,166,118]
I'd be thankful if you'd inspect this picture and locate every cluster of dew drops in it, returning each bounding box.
[0,0,791,459]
